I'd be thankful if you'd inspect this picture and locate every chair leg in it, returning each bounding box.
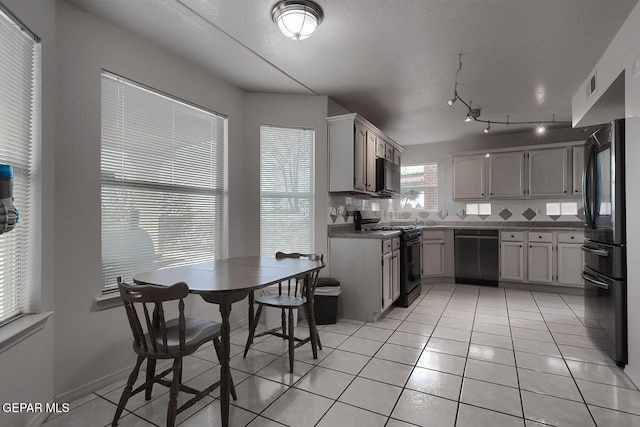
[112,355,144,426]
[166,358,182,427]
[145,358,156,400]
[243,304,263,358]
[281,308,287,338]
[288,308,295,373]
[304,301,319,359]
[213,338,237,401]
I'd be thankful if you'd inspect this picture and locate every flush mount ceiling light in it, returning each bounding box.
[272,0,324,41]
[447,54,570,134]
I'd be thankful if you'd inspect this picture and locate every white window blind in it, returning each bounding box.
[260,125,314,256]
[0,7,39,324]
[101,72,226,293]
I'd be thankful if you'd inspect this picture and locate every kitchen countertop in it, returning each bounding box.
[328,221,584,239]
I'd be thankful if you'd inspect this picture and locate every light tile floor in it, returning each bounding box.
[43,283,640,427]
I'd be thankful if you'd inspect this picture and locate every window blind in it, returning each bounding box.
[101,72,226,293]
[260,125,314,256]
[0,7,39,324]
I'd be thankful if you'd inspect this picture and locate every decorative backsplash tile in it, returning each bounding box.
[522,208,537,221]
[328,195,583,225]
[499,208,513,220]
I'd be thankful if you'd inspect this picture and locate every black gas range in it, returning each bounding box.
[355,215,422,307]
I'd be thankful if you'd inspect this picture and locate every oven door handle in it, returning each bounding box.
[581,271,610,290]
[581,245,609,257]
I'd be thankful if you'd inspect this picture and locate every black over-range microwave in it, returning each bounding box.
[375,157,400,197]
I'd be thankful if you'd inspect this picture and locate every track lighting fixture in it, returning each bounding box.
[446,54,570,134]
[465,108,480,122]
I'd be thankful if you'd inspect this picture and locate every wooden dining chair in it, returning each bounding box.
[112,278,236,427]
[243,252,325,373]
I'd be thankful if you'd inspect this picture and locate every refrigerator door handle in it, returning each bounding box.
[583,143,597,229]
[581,245,609,257]
[582,271,610,289]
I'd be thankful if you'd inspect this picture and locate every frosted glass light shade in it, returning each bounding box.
[272,1,323,40]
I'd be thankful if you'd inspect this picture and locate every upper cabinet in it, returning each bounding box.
[572,146,584,197]
[528,148,568,197]
[328,113,402,196]
[453,154,486,199]
[452,142,583,200]
[489,152,526,198]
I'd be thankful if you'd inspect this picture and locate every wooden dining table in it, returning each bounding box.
[133,255,325,427]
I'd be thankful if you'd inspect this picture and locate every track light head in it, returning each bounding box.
[483,122,491,133]
[465,108,480,122]
[536,124,546,134]
[448,97,457,107]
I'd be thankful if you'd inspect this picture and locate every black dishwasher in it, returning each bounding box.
[454,229,499,286]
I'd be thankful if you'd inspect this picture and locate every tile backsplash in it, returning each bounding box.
[328,195,584,225]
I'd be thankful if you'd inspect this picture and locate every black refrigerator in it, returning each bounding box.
[582,119,627,366]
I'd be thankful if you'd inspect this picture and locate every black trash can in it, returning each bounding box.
[314,277,341,325]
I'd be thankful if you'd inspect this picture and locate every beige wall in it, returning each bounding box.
[51,1,248,401]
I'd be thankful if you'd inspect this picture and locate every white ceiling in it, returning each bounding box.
[66,0,637,145]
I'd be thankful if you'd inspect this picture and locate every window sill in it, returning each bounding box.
[0,311,54,355]
[94,292,122,311]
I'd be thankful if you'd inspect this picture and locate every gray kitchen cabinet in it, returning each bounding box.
[421,229,454,279]
[527,232,554,284]
[489,151,526,198]
[557,232,584,287]
[572,145,585,197]
[328,113,402,196]
[329,235,400,322]
[382,237,401,309]
[453,154,486,199]
[354,122,367,191]
[528,148,568,197]
[500,231,525,281]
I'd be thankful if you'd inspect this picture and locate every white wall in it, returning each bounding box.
[52,1,248,399]
[244,93,330,260]
[572,2,640,386]
[0,1,56,426]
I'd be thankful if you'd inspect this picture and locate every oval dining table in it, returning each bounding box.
[133,255,325,427]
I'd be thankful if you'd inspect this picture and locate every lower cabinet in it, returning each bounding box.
[421,230,454,279]
[382,238,401,310]
[499,230,584,288]
[527,232,554,284]
[557,232,585,287]
[499,232,525,281]
[330,236,400,322]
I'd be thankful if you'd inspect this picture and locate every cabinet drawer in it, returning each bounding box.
[558,232,583,243]
[392,237,401,251]
[422,230,445,240]
[528,231,553,243]
[501,231,524,242]
[382,239,392,254]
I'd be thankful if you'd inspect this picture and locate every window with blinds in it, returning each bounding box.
[0,7,39,325]
[101,72,226,293]
[260,125,314,256]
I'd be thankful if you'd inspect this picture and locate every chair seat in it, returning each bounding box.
[135,318,222,356]
[255,294,306,308]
